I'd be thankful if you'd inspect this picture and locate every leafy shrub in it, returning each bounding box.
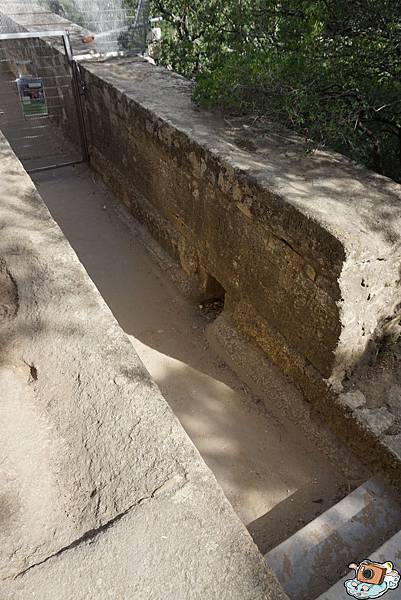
[149,0,401,181]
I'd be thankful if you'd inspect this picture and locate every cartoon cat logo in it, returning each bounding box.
[344,560,400,598]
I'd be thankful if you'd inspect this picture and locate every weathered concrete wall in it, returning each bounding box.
[80,58,401,403]
[0,131,288,598]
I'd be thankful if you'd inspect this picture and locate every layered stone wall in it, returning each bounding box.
[80,58,401,407]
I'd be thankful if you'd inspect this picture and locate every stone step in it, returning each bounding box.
[317,529,401,599]
[265,476,401,600]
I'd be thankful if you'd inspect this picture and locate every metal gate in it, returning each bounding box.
[0,30,88,174]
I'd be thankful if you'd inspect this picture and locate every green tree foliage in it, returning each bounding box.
[149,0,401,180]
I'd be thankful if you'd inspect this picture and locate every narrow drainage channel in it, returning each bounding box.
[3,104,401,599]
[32,165,364,533]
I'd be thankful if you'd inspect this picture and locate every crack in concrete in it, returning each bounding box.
[0,260,19,322]
[13,502,138,580]
[12,476,187,580]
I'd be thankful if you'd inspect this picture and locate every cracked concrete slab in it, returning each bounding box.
[4,480,280,600]
[0,132,287,598]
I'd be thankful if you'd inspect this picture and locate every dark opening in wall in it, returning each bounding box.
[199,273,225,322]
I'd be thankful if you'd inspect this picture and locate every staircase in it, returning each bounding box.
[265,476,401,599]
[318,529,401,598]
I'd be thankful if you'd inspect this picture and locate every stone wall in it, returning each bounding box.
[80,58,401,406]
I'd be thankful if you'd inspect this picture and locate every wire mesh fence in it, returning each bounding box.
[0,33,85,172]
[0,0,153,172]
[0,0,150,55]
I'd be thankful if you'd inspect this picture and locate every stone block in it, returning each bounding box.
[338,390,367,410]
[355,407,396,438]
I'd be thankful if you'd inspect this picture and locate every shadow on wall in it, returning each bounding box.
[224,123,401,247]
[331,272,401,390]
[82,64,401,252]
